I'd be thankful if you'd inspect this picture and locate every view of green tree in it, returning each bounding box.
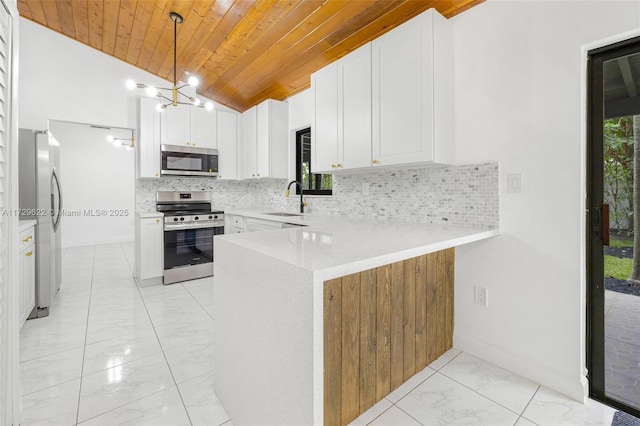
[604,116,635,232]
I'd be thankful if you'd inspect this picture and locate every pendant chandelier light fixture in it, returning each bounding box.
[125,12,214,112]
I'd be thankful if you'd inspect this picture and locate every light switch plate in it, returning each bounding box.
[507,174,522,194]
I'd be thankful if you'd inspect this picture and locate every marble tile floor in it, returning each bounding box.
[19,242,229,426]
[20,242,621,426]
[605,289,640,411]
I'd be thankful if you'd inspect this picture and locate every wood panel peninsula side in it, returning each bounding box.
[212,214,498,425]
[324,249,454,425]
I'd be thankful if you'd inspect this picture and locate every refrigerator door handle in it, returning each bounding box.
[51,167,63,232]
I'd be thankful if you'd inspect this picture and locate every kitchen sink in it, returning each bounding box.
[264,212,303,217]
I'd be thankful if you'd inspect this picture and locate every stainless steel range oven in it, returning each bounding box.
[156,191,224,285]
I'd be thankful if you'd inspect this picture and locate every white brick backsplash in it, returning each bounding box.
[136,163,499,229]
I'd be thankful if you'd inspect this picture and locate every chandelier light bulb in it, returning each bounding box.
[125,79,136,90]
[204,102,214,111]
[188,76,199,87]
[192,98,201,106]
[156,103,166,112]
[146,86,158,97]
[106,135,115,142]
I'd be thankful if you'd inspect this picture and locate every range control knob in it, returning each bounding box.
[213,215,218,220]
[173,217,179,222]
[180,217,185,221]
[194,216,199,221]
[208,215,213,220]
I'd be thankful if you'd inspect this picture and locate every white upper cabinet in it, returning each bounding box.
[312,62,339,173]
[137,97,161,178]
[240,99,289,179]
[241,106,258,178]
[217,110,238,180]
[371,9,453,166]
[190,106,217,149]
[160,104,217,149]
[340,43,372,170]
[312,43,372,174]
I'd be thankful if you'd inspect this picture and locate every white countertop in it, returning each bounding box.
[136,211,163,218]
[219,210,499,280]
[19,219,37,233]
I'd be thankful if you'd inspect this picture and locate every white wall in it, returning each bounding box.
[18,18,233,131]
[452,0,640,401]
[49,121,134,248]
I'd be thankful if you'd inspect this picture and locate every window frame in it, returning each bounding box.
[295,127,332,196]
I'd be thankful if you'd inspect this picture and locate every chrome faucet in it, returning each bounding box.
[286,180,305,213]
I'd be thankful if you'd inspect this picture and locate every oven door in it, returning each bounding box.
[164,227,214,270]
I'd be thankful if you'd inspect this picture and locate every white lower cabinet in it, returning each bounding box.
[19,225,35,329]
[135,214,164,282]
[225,215,245,234]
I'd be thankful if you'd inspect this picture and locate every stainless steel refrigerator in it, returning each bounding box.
[19,128,63,318]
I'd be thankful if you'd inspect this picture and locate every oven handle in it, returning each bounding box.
[164,222,224,231]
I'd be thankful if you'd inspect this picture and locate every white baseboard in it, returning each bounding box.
[454,332,588,402]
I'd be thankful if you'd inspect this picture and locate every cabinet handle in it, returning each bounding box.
[256,173,260,177]
[26,251,33,257]
[186,142,191,146]
[155,172,159,177]
[22,235,32,243]
[156,219,160,223]
[192,143,196,146]
[372,159,379,165]
[218,175,222,179]
[235,220,239,224]
[337,163,343,168]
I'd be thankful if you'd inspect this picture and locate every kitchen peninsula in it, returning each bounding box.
[213,213,498,425]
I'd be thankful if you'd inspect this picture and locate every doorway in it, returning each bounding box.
[588,36,640,417]
[48,120,135,248]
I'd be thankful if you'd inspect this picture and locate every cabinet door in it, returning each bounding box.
[340,43,372,170]
[160,105,191,146]
[241,106,257,179]
[190,107,217,149]
[19,245,35,327]
[217,111,238,180]
[265,100,289,179]
[256,101,270,178]
[372,12,434,166]
[138,97,161,178]
[312,62,339,173]
[139,217,163,279]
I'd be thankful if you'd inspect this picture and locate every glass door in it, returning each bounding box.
[588,37,640,417]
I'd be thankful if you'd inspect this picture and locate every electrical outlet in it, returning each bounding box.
[474,286,488,307]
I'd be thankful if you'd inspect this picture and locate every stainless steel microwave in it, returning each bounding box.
[161,144,219,177]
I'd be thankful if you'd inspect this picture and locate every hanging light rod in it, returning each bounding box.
[125,11,214,112]
[107,133,135,149]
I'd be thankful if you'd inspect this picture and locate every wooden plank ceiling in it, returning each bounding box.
[18,0,484,112]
